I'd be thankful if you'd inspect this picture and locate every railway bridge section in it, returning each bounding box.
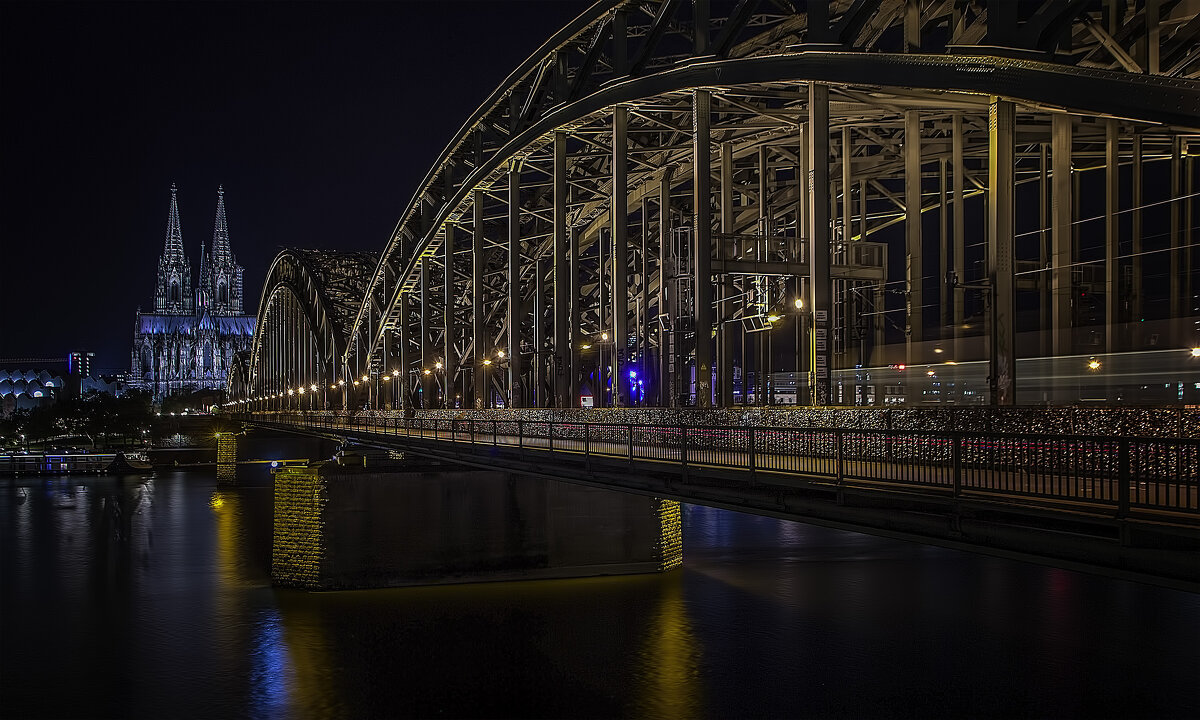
[226,0,1200,413]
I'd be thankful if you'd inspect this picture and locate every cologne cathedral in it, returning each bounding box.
[130,184,256,400]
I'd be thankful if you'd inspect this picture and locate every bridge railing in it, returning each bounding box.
[245,411,1199,519]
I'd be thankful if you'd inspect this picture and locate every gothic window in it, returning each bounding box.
[218,280,228,306]
[203,342,214,373]
[170,279,181,305]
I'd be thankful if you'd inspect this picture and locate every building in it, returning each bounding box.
[131,185,255,400]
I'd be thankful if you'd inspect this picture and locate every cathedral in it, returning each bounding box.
[130,184,256,400]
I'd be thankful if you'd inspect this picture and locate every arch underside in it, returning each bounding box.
[237,1,1200,409]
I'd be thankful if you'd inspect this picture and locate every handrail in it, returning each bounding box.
[243,411,1199,521]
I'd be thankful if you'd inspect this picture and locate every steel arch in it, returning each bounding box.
[240,1,1200,410]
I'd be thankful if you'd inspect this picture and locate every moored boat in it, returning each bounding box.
[106,452,153,474]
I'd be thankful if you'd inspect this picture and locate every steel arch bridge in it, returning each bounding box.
[234,0,1200,413]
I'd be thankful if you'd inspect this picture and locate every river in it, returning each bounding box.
[2,468,1197,719]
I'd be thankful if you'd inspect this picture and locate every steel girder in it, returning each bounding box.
[318,1,1197,407]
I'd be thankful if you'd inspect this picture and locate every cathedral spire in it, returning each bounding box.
[162,183,186,263]
[211,184,232,263]
[154,183,194,315]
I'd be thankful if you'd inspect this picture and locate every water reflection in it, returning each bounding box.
[634,571,703,717]
[2,470,1199,719]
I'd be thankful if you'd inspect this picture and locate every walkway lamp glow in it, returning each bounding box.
[310,384,317,392]
[1191,347,1200,358]
[794,298,803,310]
[581,343,592,349]
[338,380,345,386]
[435,361,443,370]
[287,389,294,396]
[392,369,400,377]
[601,332,608,341]
[362,375,369,382]
[297,387,305,394]
[483,359,492,366]
[1087,358,1101,371]
[423,368,431,375]
[497,350,505,359]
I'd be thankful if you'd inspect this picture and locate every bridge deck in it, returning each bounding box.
[248,412,1200,589]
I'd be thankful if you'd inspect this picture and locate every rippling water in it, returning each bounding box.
[2,469,1197,719]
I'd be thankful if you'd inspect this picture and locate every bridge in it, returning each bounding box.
[220,1,1200,588]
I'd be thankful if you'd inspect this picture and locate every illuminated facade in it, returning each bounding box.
[132,185,255,400]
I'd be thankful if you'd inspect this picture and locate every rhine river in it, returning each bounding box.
[2,468,1198,719]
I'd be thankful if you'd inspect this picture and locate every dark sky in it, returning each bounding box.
[1,0,591,372]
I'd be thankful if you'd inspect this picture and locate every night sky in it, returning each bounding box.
[1,0,591,372]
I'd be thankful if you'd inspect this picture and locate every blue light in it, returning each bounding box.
[629,369,637,379]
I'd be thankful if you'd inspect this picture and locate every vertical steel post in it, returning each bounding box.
[760,143,772,404]
[938,158,948,333]
[612,105,629,407]
[988,98,1016,405]
[508,161,524,408]
[1170,138,1182,329]
[1052,113,1073,357]
[658,168,674,406]
[421,258,434,407]
[952,112,966,360]
[473,190,487,408]
[808,82,832,405]
[719,141,735,407]
[535,257,547,407]
[904,109,923,366]
[1132,134,1143,330]
[444,222,456,408]
[399,292,413,410]
[1105,120,1120,354]
[569,225,582,406]
[693,89,714,407]
[553,131,571,407]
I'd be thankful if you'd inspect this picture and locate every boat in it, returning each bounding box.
[106,452,154,474]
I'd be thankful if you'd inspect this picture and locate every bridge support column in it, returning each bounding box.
[612,105,629,407]
[399,293,413,411]
[445,222,457,408]
[569,225,582,407]
[904,109,923,366]
[658,167,674,407]
[508,161,524,408]
[473,190,488,408]
[553,131,572,407]
[692,89,714,407]
[988,97,1016,405]
[1105,119,1120,354]
[421,258,434,407]
[807,82,832,405]
[1051,113,1073,357]
[952,112,966,361]
[718,141,735,408]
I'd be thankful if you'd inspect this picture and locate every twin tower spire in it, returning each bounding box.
[153,183,245,316]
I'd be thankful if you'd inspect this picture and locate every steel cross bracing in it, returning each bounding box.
[235,0,1200,412]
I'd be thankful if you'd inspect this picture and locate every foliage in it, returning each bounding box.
[1,389,155,449]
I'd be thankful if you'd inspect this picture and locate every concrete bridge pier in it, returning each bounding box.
[271,465,682,590]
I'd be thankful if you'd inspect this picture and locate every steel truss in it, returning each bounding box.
[238,0,1200,411]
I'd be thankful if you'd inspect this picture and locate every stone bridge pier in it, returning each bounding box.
[271,463,682,590]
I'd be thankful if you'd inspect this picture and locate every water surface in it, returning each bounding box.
[2,470,1197,718]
